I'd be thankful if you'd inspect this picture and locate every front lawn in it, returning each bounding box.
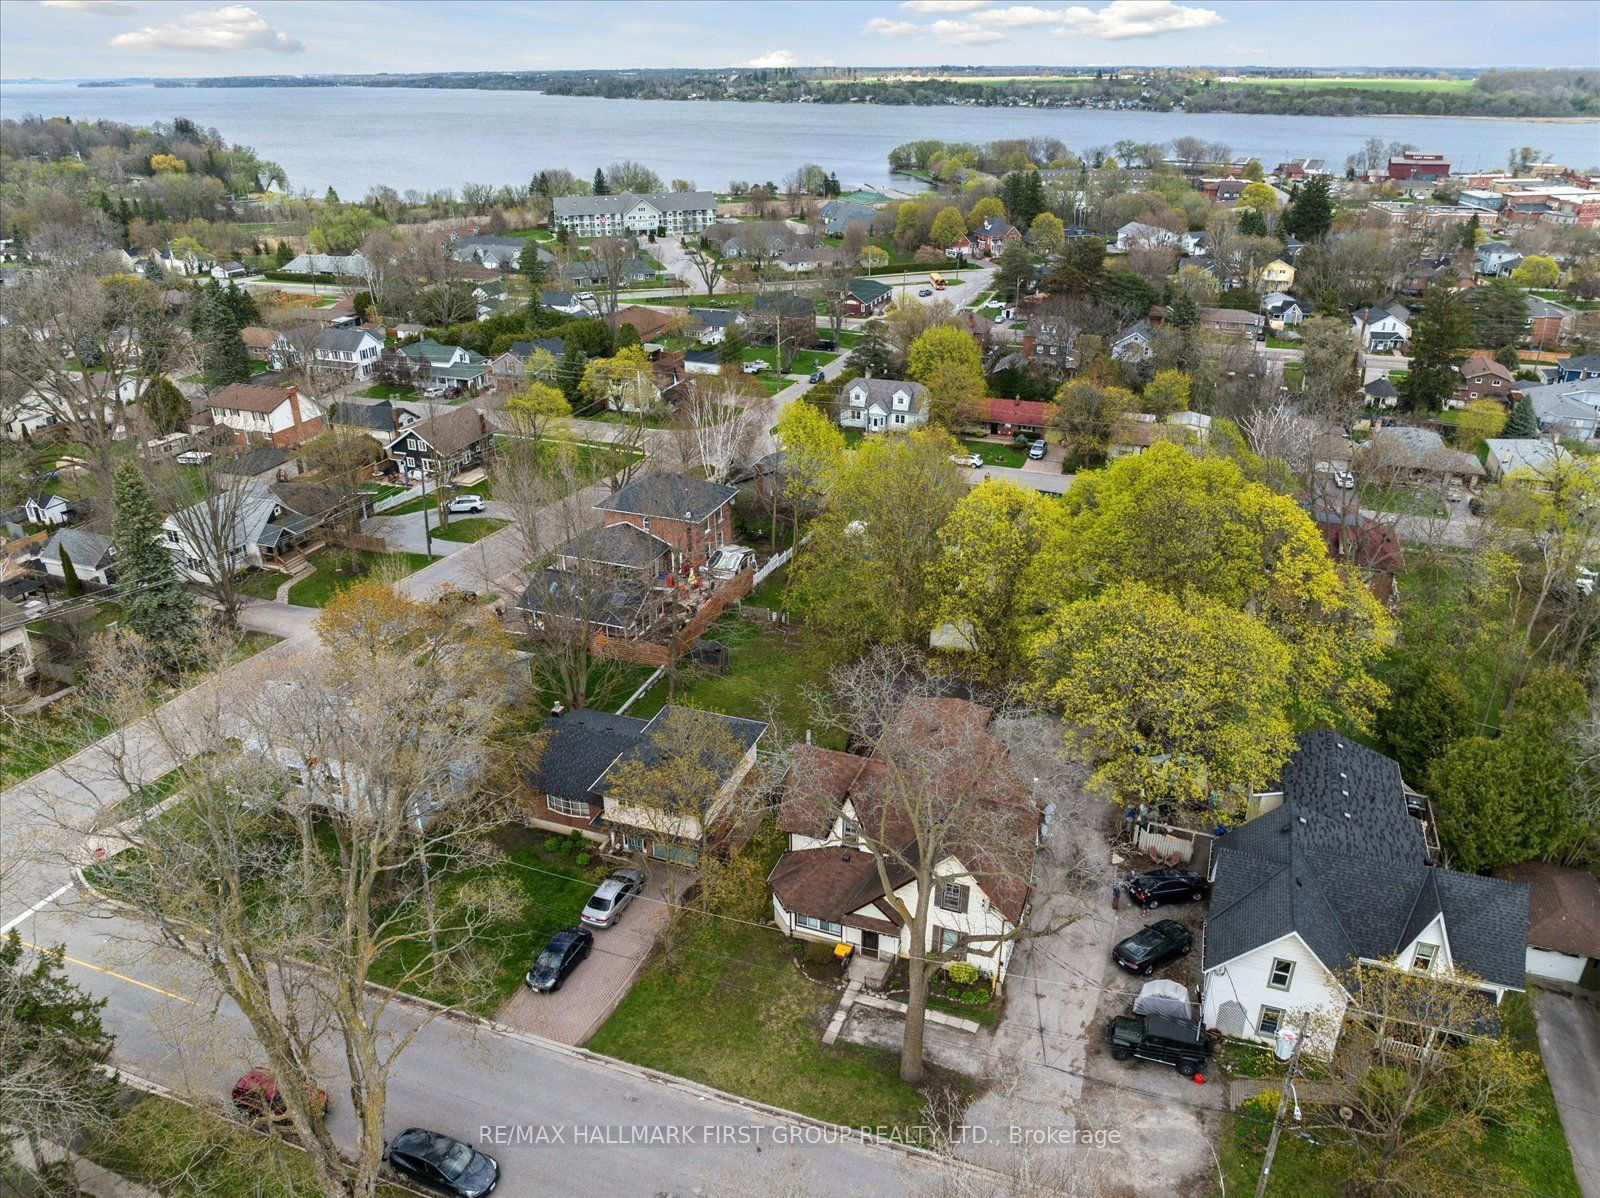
[237,570,284,600]
[959,438,1026,468]
[382,480,489,516]
[286,549,432,608]
[359,383,420,400]
[430,516,508,543]
[1366,486,1447,519]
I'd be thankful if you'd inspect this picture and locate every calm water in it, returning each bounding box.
[3,82,1598,197]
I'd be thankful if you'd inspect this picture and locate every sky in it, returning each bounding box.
[1,0,1596,79]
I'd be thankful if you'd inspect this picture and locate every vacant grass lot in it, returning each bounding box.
[286,549,431,608]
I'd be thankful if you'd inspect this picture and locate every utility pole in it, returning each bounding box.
[420,453,433,557]
[1254,1026,1303,1198]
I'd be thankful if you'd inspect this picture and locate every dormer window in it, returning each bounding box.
[850,389,865,407]
[1413,942,1438,971]
[892,391,908,410]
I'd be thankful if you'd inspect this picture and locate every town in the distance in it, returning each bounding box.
[3,6,1600,1198]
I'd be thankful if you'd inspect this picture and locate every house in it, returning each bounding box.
[689,308,746,345]
[770,697,1038,985]
[472,279,508,320]
[1186,307,1264,339]
[1107,412,1208,460]
[819,200,877,237]
[539,290,593,316]
[1361,426,1484,490]
[981,398,1051,437]
[1110,320,1157,363]
[613,305,675,343]
[970,217,1021,256]
[272,326,385,382]
[1201,733,1528,1055]
[207,383,323,449]
[384,407,491,482]
[210,262,249,281]
[843,277,893,318]
[216,444,297,486]
[1555,354,1600,383]
[490,338,567,384]
[1475,242,1524,277]
[750,292,819,351]
[552,191,717,237]
[241,325,279,361]
[1484,437,1571,482]
[593,472,738,571]
[40,528,115,586]
[1362,377,1401,409]
[1525,296,1573,350]
[1199,178,1247,204]
[1273,159,1326,180]
[398,340,490,395]
[1261,292,1306,328]
[449,235,529,271]
[1490,863,1600,986]
[520,569,662,640]
[1115,222,1181,252]
[553,523,673,581]
[1312,507,1403,603]
[838,377,930,433]
[1256,259,1296,290]
[1351,307,1411,352]
[280,251,368,278]
[1525,379,1600,440]
[1453,355,1519,407]
[23,494,77,528]
[0,597,39,685]
[330,398,408,443]
[1022,312,1080,373]
[1387,153,1450,181]
[523,704,765,863]
[162,480,364,580]
[682,349,722,376]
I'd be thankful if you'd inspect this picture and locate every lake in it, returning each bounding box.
[3,81,1597,197]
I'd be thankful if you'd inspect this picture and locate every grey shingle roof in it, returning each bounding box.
[555,523,671,571]
[593,705,767,794]
[1204,732,1529,990]
[330,400,396,433]
[43,527,113,569]
[526,707,647,801]
[222,445,290,477]
[598,472,737,522]
[553,191,716,219]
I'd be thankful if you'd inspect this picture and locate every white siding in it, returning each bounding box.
[1527,946,1586,984]
[1202,932,1346,1056]
[891,853,1017,981]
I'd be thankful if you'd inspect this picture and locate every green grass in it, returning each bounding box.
[1488,990,1583,1195]
[959,438,1026,468]
[0,709,116,788]
[237,570,284,600]
[361,482,409,503]
[589,904,958,1130]
[1229,75,1474,93]
[286,549,432,608]
[359,383,419,399]
[840,427,864,447]
[382,480,489,516]
[249,360,271,375]
[430,516,508,543]
[834,330,862,349]
[744,564,790,612]
[1367,486,1448,519]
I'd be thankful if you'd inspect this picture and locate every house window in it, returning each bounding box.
[547,794,590,819]
[796,913,843,936]
[937,926,961,954]
[1413,942,1438,971]
[1258,1006,1285,1037]
[1267,958,1295,991]
[937,881,969,913]
[894,414,906,425]
[622,833,646,851]
[838,818,860,846]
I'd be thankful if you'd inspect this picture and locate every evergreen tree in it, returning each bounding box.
[592,168,610,196]
[1237,206,1268,237]
[1047,235,1105,297]
[518,240,548,294]
[1281,175,1333,241]
[1166,291,1200,329]
[991,237,1036,303]
[848,323,897,378]
[325,186,340,204]
[275,240,293,265]
[142,257,165,282]
[1461,213,1481,251]
[1398,285,1471,412]
[556,344,587,406]
[111,463,195,653]
[58,544,82,597]
[1504,394,1538,438]
[144,376,189,436]
[199,287,251,388]
[224,280,261,327]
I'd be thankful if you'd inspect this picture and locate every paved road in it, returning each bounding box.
[1533,987,1600,1198]
[967,464,1075,495]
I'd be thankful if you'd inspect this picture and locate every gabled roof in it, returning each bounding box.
[1363,378,1400,399]
[43,527,113,569]
[526,707,648,801]
[1204,732,1529,990]
[1491,862,1600,959]
[386,407,487,458]
[330,399,397,433]
[210,383,293,414]
[241,325,278,350]
[593,705,767,795]
[847,277,893,304]
[554,523,672,571]
[318,327,381,353]
[220,445,290,477]
[507,338,566,360]
[598,472,738,522]
[843,377,929,414]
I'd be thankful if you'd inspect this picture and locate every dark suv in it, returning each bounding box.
[1124,868,1209,910]
[1112,918,1192,975]
[1105,1013,1214,1081]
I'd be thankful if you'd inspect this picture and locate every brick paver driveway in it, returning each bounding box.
[495,867,675,1045]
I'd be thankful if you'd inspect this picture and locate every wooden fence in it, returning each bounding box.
[591,568,754,667]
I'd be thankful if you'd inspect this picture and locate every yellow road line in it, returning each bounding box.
[20,940,195,1005]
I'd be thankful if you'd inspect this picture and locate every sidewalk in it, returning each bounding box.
[8,1135,163,1198]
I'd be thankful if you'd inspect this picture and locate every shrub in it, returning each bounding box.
[964,987,991,1005]
[945,961,979,986]
[576,852,591,867]
[564,830,585,856]
[543,836,562,853]
[801,940,839,966]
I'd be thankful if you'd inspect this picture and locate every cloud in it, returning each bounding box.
[109,4,304,53]
[739,49,798,68]
[40,0,134,13]
[863,16,922,36]
[901,0,991,11]
[930,18,1006,43]
[978,1,1224,39]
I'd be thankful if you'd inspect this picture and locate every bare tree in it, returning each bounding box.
[682,242,722,297]
[668,378,771,483]
[272,319,344,414]
[589,235,638,331]
[148,462,263,627]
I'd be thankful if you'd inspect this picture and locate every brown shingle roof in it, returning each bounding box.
[211,383,293,414]
[1492,862,1600,959]
[769,845,912,925]
[396,406,487,458]
[241,326,278,350]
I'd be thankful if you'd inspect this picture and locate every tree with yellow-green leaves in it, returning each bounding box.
[1141,369,1191,417]
[1238,181,1278,213]
[923,360,988,427]
[578,345,655,413]
[1039,443,1390,733]
[773,399,846,543]
[149,153,186,173]
[1511,254,1559,289]
[503,380,571,448]
[792,426,967,657]
[1030,583,1295,814]
[906,325,982,386]
[930,206,968,250]
[967,196,1006,228]
[1049,378,1137,466]
[1456,398,1506,444]
[1027,212,1066,257]
[928,480,1067,682]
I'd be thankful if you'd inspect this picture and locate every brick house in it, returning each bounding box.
[1454,354,1519,407]
[593,472,738,573]
[206,383,323,449]
[843,277,894,318]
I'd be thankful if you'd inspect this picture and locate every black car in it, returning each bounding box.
[808,370,825,384]
[385,1128,499,1198]
[1112,918,1192,975]
[1124,868,1209,910]
[1105,1013,1214,1081]
[524,925,593,992]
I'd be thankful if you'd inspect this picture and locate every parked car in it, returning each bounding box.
[1124,868,1209,910]
[231,1068,329,1122]
[176,451,212,466]
[385,1128,499,1198]
[706,545,756,580]
[1576,566,1597,597]
[808,370,825,384]
[446,493,485,514]
[950,452,984,469]
[740,361,764,375]
[918,288,934,297]
[1332,469,1356,490]
[581,868,646,929]
[1104,1013,1214,1081]
[1112,918,1192,975]
[1027,439,1048,460]
[525,925,593,992]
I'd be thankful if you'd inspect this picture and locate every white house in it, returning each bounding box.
[1351,306,1411,352]
[24,493,77,527]
[768,699,1037,986]
[270,326,384,382]
[690,308,746,345]
[1201,733,1528,1056]
[1110,320,1156,363]
[40,527,116,586]
[838,378,929,433]
[552,191,717,237]
[1261,291,1306,328]
[0,597,39,685]
[1115,221,1181,253]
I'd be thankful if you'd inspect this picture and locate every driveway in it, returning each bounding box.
[1534,986,1600,1198]
[495,867,677,1046]
[236,599,320,639]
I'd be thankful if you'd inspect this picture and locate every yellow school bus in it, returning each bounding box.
[929,272,947,290]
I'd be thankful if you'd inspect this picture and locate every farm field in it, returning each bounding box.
[1228,76,1475,93]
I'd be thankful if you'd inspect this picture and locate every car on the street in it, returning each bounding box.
[446,493,485,514]
[1124,868,1209,909]
[1104,1013,1214,1082]
[740,361,764,374]
[1112,918,1192,975]
[808,370,825,384]
[385,1128,499,1198]
[581,868,646,929]
[525,925,594,992]
[918,288,934,297]
[1027,439,1048,460]
[950,452,984,469]
[231,1068,329,1122]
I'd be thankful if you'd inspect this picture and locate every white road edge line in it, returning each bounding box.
[0,881,75,936]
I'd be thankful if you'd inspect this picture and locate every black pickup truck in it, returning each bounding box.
[1105,1013,1215,1082]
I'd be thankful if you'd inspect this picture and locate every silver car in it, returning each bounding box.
[580,868,646,929]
